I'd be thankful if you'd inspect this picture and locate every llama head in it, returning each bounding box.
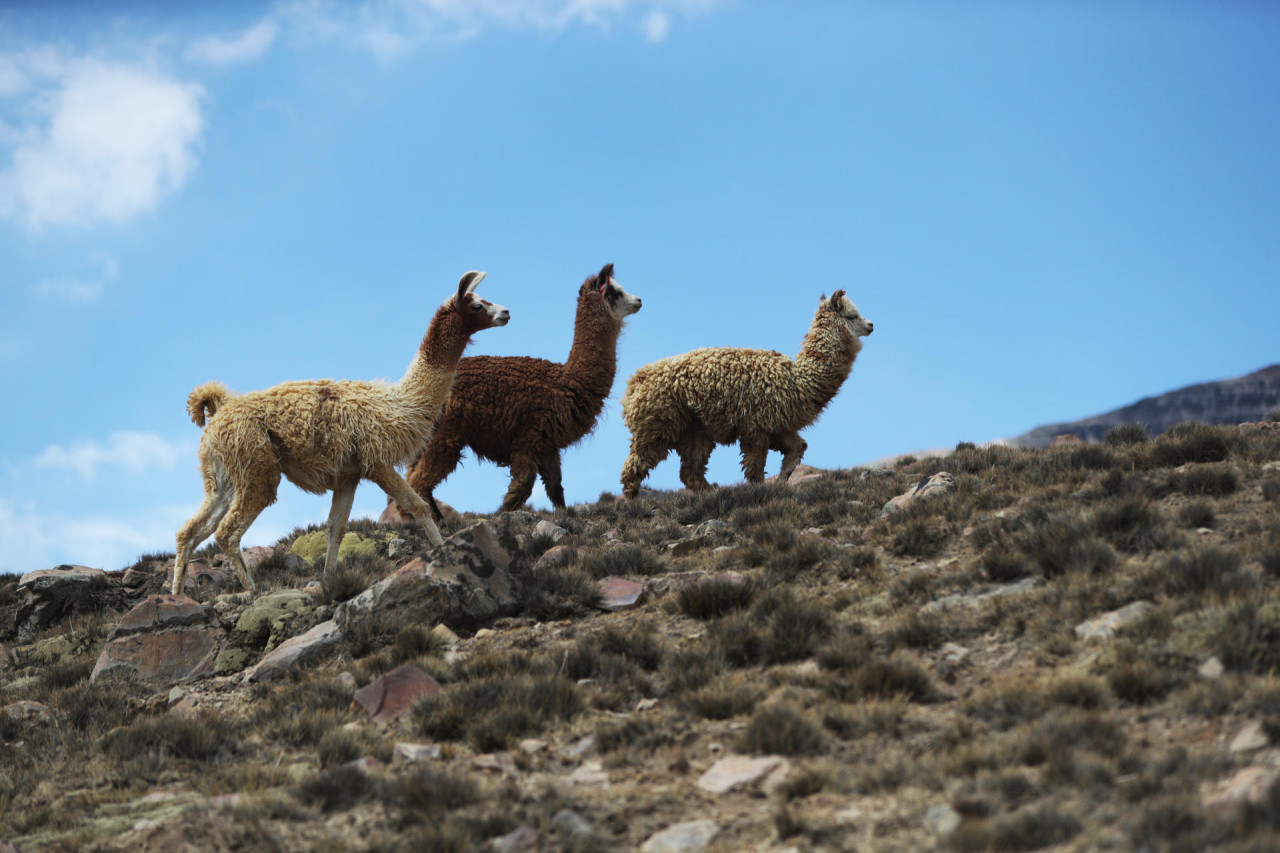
[583,263,642,320]
[453,270,510,330]
[823,290,873,337]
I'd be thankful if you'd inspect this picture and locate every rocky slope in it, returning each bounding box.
[3,425,1280,852]
[1011,364,1280,448]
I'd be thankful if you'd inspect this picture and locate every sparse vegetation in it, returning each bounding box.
[3,419,1280,850]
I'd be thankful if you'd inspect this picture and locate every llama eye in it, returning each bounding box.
[472,303,482,311]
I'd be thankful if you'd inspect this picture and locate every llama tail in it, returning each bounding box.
[187,381,232,427]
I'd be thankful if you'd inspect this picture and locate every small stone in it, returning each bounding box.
[598,577,644,611]
[925,804,962,837]
[552,809,593,836]
[491,824,539,853]
[640,820,719,852]
[1074,601,1157,643]
[568,760,609,788]
[558,736,596,759]
[1230,721,1269,753]
[694,519,729,537]
[393,742,443,763]
[880,472,955,517]
[519,738,548,755]
[697,755,789,794]
[353,664,442,722]
[386,538,408,559]
[636,698,659,712]
[534,520,569,543]
[1205,765,1280,817]
[470,753,515,773]
[942,643,970,665]
[475,628,495,639]
[168,687,186,704]
[430,624,460,645]
[3,700,52,721]
[532,545,575,573]
[1199,656,1225,680]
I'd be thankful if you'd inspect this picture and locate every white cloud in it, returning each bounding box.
[0,59,204,229]
[279,0,718,59]
[0,498,192,574]
[186,19,279,66]
[641,10,671,41]
[32,431,190,481]
[30,277,102,303]
[29,250,118,304]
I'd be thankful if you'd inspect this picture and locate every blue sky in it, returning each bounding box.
[1,1,1277,574]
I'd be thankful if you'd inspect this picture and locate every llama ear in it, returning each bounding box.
[597,264,614,290]
[457,270,486,301]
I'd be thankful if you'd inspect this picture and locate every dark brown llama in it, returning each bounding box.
[392,263,641,518]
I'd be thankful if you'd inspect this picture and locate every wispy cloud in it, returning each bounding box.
[278,0,717,60]
[0,498,192,574]
[32,432,190,481]
[186,20,279,66]
[0,57,204,230]
[29,250,119,304]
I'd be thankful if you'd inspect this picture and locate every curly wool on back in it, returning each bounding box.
[619,291,872,497]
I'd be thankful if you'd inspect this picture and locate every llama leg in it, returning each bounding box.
[323,477,359,573]
[404,436,465,522]
[368,464,445,548]
[214,470,279,592]
[500,454,538,513]
[172,456,233,594]
[739,433,769,483]
[772,432,808,483]
[620,439,671,499]
[538,452,566,509]
[676,430,715,492]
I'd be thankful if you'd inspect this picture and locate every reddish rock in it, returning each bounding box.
[91,595,225,684]
[1205,765,1280,818]
[353,664,442,722]
[532,545,576,573]
[164,558,232,591]
[121,568,150,587]
[492,825,540,853]
[598,577,644,611]
[1051,434,1084,446]
[245,620,342,682]
[241,546,276,569]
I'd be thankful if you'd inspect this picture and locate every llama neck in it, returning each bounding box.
[399,305,471,408]
[793,312,861,412]
[563,297,623,398]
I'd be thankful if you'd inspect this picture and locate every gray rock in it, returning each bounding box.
[640,820,720,852]
[1205,765,1280,818]
[1074,601,1156,642]
[925,804,962,837]
[502,510,537,525]
[922,577,1041,614]
[15,565,116,642]
[534,520,568,543]
[393,742,444,763]
[1230,721,1269,753]
[353,664,442,722]
[552,809,593,836]
[335,520,516,635]
[532,545,575,573]
[697,755,789,794]
[694,519,729,536]
[490,825,539,853]
[667,536,712,557]
[881,472,955,517]
[245,620,342,682]
[3,700,52,720]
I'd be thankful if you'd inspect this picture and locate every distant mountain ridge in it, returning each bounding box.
[1010,364,1280,448]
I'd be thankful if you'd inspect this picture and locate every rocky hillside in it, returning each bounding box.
[1011,364,1280,448]
[3,421,1280,852]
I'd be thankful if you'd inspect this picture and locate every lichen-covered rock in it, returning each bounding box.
[234,589,313,649]
[290,531,378,564]
[91,595,225,684]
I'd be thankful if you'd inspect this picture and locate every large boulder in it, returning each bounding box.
[334,520,517,635]
[91,595,226,683]
[244,620,342,682]
[15,566,119,643]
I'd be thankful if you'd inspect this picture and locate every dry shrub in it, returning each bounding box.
[740,702,827,756]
